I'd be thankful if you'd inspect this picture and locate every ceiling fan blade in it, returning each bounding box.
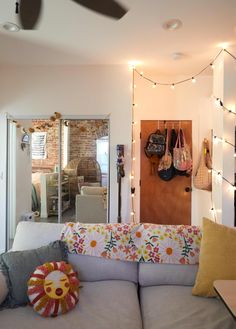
[19,0,42,29]
[71,0,128,19]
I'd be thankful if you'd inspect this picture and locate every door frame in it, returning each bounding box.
[5,114,110,246]
[0,113,8,253]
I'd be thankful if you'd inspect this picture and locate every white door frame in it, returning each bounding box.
[0,113,8,253]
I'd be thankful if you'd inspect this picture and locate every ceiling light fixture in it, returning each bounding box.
[2,22,20,32]
[162,19,183,31]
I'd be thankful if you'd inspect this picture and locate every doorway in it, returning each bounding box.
[140,120,192,225]
[7,117,110,245]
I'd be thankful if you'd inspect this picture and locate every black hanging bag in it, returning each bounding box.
[158,129,175,181]
[144,129,166,158]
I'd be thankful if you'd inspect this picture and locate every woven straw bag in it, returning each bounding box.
[194,140,212,191]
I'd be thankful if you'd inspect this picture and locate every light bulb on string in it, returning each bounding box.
[214,98,223,108]
[140,71,144,76]
[209,207,215,216]
[171,84,175,90]
[210,63,215,69]
[152,83,157,88]
[191,77,196,83]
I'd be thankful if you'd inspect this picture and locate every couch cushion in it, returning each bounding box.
[12,222,138,283]
[68,254,138,283]
[0,281,142,329]
[12,222,64,251]
[139,263,198,286]
[140,285,236,329]
[80,186,106,195]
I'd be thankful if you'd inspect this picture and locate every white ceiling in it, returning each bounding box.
[0,0,236,74]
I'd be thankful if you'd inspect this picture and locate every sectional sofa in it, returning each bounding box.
[0,221,235,329]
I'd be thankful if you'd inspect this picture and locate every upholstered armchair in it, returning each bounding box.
[75,186,107,223]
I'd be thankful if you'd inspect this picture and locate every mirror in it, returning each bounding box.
[7,117,109,243]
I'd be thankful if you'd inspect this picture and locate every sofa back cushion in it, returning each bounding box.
[69,254,138,283]
[139,263,198,287]
[12,222,138,283]
[81,186,106,195]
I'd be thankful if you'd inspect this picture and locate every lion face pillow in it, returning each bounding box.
[27,261,80,317]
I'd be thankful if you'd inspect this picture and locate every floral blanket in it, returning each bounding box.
[61,222,201,265]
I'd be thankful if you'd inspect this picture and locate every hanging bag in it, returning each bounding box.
[194,139,212,191]
[173,129,192,172]
[144,129,166,158]
[158,130,175,181]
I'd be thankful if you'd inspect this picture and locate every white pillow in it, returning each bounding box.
[0,271,8,305]
[81,186,107,196]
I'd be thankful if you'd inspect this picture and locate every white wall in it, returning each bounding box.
[134,73,213,225]
[212,52,236,226]
[0,65,132,222]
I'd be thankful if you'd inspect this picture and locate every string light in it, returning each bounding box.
[134,48,236,88]
[212,168,235,189]
[130,48,236,224]
[131,67,136,223]
[213,96,236,115]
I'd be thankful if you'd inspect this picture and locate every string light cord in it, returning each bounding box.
[213,135,235,147]
[130,68,136,222]
[212,95,236,115]
[134,48,236,87]
[211,168,235,189]
[224,49,236,61]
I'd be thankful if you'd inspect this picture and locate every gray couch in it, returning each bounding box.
[1,222,235,329]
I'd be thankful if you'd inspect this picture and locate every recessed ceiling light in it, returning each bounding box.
[172,52,185,60]
[162,19,183,31]
[2,22,20,32]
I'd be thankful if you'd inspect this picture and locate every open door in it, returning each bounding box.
[140,120,192,225]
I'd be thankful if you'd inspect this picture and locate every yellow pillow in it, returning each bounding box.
[192,218,236,297]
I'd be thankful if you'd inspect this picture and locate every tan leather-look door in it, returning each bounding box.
[140,120,192,225]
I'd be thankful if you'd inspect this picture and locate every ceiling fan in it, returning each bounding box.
[15,0,128,30]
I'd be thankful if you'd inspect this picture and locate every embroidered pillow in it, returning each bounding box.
[28,261,80,317]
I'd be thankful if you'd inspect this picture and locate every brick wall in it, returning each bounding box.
[31,119,108,172]
[68,120,108,161]
[31,120,60,171]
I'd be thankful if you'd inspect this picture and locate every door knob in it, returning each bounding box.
[185,187,192,192]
